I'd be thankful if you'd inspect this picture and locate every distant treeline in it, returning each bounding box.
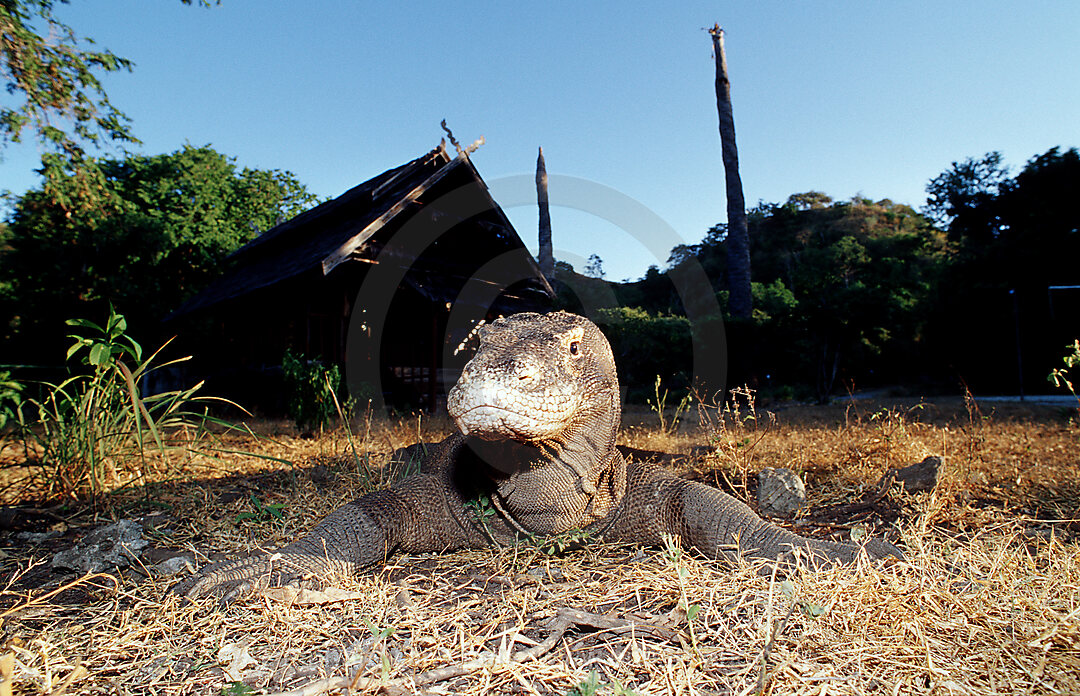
[558,147,1080,401]
[2,145,1076,402]
[0,146,318,367]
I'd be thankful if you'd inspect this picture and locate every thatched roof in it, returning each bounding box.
[171,143,553,317]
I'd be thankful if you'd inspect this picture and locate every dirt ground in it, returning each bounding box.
[1,395,1078,695]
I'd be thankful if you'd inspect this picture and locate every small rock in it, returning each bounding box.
[152,554,196,577]
[217,639,257,681]
[308,464,334,485]
[16,530,61,544]
[894,456,940,493]
[757,467,807,518]
[51,519,148,573]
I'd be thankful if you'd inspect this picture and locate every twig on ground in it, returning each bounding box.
[265,606,679,696]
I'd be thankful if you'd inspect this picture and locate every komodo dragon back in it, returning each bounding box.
[175,311,901,603]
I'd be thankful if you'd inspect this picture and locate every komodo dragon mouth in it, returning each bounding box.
[450,402,573,442]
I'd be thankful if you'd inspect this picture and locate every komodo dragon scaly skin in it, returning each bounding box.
[174,312,901,602]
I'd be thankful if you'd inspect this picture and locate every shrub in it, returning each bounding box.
[593,307,693,401]
[282,349,344,433]
[15,307,227,501]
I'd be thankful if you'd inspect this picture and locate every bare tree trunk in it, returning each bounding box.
[536,147,554,285]
[710,24,752,320]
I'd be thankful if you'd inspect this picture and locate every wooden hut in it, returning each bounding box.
[170,143,554,411]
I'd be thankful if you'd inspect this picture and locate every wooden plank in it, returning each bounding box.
[320,153,465,276]
[371,142,450,199]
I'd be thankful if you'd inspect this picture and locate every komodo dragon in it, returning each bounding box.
[175,311,900,601]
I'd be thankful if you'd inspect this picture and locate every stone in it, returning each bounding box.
[894,456,940,493]
[51,519,148,574]
[152,554,196,577]
[757,467,807,518]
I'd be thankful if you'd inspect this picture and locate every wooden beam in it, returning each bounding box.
[372,142,450,199]
[321,153,464,276]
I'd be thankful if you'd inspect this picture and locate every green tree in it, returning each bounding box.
[0,0,215,159]
[923,151,1010,231]
[679,193,944,399]
[1,144,316,362]
[925,147,1080,392]
[759,196,945,399]
[593,306,692,399]
[584,253,606,279]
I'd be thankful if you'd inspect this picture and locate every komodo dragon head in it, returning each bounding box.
[446,312,625,532]
[448,311,619,445]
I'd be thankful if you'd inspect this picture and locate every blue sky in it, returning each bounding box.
[2,1,1078,282]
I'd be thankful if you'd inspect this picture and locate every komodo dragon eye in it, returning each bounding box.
[569,341,580,356]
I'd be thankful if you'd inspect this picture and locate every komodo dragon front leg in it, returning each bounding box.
[174,471,480,603]
[612,461,900,565]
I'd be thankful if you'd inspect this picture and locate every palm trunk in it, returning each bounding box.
[536,147,554,286]
[710,25,752,320]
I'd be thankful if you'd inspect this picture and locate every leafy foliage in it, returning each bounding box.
[924,147,1080,392]
[583,253,606,279]
[923,151,1011,229]
[234,494,286,523]
[282,349,344,434]
[1048,339,1080,418]
[0,0,217,159]
[0,0,136,157]
[220,683,255,696]
[681,194,945,399]
[1,145,317,362]
[750,195,945,399]
[593,307,692,399]
[0,369,22,430]
[613,192,948,400]
[13,305,229,501]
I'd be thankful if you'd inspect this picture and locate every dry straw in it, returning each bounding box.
[1,396,1077,695]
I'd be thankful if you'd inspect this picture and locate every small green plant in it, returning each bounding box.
[567,671,603,696]
[464,493,499,545]
[779,579,827,619]
[564,664,636,694]
[1048,339,1080,419]
[221,683,254,696]
[0,370,23,430]
[282,349,343,433]
[362,619,396,681]
[234,494,286,523]
[662,534,701,654]
[532,527,593,556]
[15,306,230,501]
[647,375,693,436]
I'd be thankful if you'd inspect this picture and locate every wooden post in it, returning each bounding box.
[536,147,554,285]
[710,24,752,320]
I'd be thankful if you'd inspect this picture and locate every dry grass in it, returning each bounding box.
[1,395,1078,695]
